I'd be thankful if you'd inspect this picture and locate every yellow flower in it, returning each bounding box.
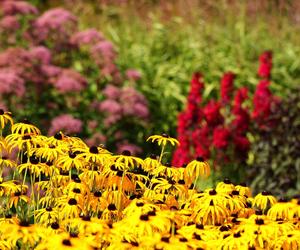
[185,157,210,183]
[147,133,179,147]
[0,109,13,130]
[253,191,277,211]
[267,198,295,221]
[11,119,40,135]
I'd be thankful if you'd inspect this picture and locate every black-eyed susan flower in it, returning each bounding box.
[253,191,277,211]
[147,134,180,147]
[267,198,295,221]
[11,119,40,135]
[0,109,13,131]
[55,151,86,172]
[185,157,210,184]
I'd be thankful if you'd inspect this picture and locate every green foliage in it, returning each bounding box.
[97,13,300,137]
[248,88,300,197]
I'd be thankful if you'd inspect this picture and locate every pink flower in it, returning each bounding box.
[99,99,122,114]
[70,28,104,46]
[54,69,87,93]
[41,65,62,78]
[87,120,98,131]
[1,1,38,15]
[34,8,77,42]
[0,15,20,30]
[117,141,142,155]
[85,132,106,147]
[132,103,149,118]
[0,69,25,97]
[91,41,116,63]
[103,114,122,127]
[102,84,121,99]
[213,127,230,149]
[29,46,52,65]
[48,114,82,135]
[126,69,142,81]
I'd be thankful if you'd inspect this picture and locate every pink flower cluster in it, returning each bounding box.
[48,114,83,136]
[33,8,77,45]
[0,1,146,152]
[173,51,279,169]
[99,85,149,127]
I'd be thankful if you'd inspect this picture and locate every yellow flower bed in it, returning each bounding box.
[0,113,299,250]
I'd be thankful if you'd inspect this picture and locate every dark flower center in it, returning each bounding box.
[136,202,144,207]
[219,225,229,232]
[223,178,231,184]
[89,146,99,154]
[140,214,149,221]
[255,219,264,225]
[165,162,171,167]
[108,204,117,211]
[5,214,12,218]
[168,179,176,185]
[22,119,31,124]
[209,189,217,195]
[72,188,81,194]
[261,191,271,196]
[193,233,201,240]
[0,109,4,115]
[161,236,170,243]
[82,215,91,221]
[234,232,241,238]
[116,170,123,177]
[148,210,156,216]
[196,156,204,162]
[278,197,287,202]
[62,239,72,246]
[68,152,77,159]
[239,182,247,187]
[161,133,169,138]
[30,156,39,164]
[54,132,63,140]
[196,223,204,229]
[19,221,30,227]
[94,191,102,197]
[231,190,239,195]
[179,237,188,242]
[68,198,77,205]
[122,150,131,156]
[46,207,53,212]
[22,135,31,140]
[110,164,118,171]
[150,154,157,160]
[255,209,263,215]
[178,179,185,185]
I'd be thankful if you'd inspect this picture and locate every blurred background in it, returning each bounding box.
[1,0,300,196]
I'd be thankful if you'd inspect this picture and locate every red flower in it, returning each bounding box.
[252,80,272,126]
[234,135,250,152]
[220,72,235,105]
[213,127,230,149]
[203,100,223,126]
[258,51,272,79]
[232,87,250,133]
